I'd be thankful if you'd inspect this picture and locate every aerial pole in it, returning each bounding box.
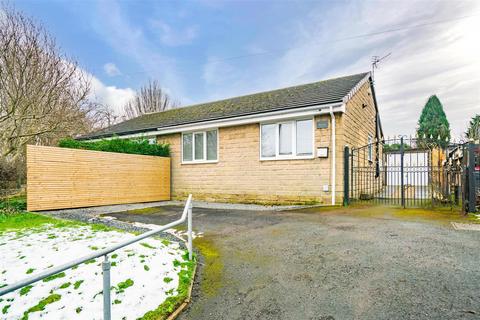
[370,53,391,178]
[371,52,392,81]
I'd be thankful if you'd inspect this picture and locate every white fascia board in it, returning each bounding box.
[342,73,371,104]
[90,102,343,141]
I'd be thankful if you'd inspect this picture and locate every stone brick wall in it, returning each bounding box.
[340,81,378,151]
[337,81,382,199]
[157,80,379,205]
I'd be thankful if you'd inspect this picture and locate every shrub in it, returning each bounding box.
[383,143,412,153]
[58,138,169,157]
[0,156,26,193]
[0,159,16,183]
[0,195,27,216]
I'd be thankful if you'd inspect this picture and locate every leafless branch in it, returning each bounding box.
[0,4,97,164]
[124,79,178,119]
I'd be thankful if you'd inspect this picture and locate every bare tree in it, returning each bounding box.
[124,80,177,119]
[0,4,94,163]
[87,103,124,130]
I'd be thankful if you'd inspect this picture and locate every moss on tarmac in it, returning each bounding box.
[124,207,166,215]
[193,237,223,297]
[108,204,480,320]
[295,204,479,226]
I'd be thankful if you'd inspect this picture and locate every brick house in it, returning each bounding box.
[81,72,383,205]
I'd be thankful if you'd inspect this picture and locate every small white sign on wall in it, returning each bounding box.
[317,147,329,158]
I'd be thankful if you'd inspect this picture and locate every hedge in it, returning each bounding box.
[58,138,170,157]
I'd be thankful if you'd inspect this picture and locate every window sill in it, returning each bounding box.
[181,160,218,165]
[260,155,315,161]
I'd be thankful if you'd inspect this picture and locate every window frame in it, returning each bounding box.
[259,117,315,161]
[181,129,219,164]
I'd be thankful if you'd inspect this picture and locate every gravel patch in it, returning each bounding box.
[40,200,321,217]
[40,204,187,248]
[188,201,324,212]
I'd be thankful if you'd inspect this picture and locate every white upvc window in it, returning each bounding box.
[182,129,218,163]
[367,134,373,162]
[260,118,314,160]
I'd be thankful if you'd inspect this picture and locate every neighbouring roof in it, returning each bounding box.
[80,72,370,140]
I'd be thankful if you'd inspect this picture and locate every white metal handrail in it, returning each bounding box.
[0,194,193,320]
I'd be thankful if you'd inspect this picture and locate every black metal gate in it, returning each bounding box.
[344,137,477,212]
[465,143,480,213]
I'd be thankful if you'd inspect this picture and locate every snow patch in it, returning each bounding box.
[130,221,204,240]
[0,225,188,319]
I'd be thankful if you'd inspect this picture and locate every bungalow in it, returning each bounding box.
[81,72,383,205]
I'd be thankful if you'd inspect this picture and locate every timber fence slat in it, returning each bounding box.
[27,145,170,211]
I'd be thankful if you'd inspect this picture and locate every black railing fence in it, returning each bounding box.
[465,143,480,212]
[344,136,476,213]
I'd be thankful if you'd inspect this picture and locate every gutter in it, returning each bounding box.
[329,106,336,205]
[83,102,344,141]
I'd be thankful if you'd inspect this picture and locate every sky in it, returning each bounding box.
[12,0,480,139]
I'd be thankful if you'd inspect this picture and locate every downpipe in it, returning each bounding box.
[330,106,336,205]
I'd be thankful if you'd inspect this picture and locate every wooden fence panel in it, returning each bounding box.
[27,145,170,211]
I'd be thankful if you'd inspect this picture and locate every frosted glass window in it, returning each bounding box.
[183,130,218,163]
[194,133,204,160]
[261,119,314,159]
[279,123,293,155]
[261,124,276,157]
[182,133,193,161]
[296,120,313,155]
[206,130,217,160]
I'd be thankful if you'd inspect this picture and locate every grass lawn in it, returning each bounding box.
[0,198,195,320]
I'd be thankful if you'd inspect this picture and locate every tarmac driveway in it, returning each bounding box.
[108,205,480,320]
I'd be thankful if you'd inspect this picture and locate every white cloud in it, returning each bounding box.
[149,19,197,46]
[65,62,134,116]
[103,62,121,76]
[89,76,135,115]
[92,0,185,101]
[200,0,480,139]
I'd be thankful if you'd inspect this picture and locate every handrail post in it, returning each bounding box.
[187,199,193,260]
[102,255,111,320]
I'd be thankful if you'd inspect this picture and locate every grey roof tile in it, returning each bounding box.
[80,72,369,140]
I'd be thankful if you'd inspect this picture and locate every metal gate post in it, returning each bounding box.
[102,255,111,320]
[343,146,350,206]
[467,143,477,213]
[351,148,354,201]
[400,137,405,208]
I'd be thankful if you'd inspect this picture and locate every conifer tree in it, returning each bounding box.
[416,95,450,148]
